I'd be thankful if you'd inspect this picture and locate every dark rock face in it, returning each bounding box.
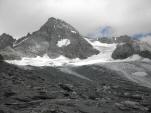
[14,17,99,59]
[0,33,15,50]
[112,43,134,59]
[0,54,4,61]
[112,41,151,60]
[139,50,151,59]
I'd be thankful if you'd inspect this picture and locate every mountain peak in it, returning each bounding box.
[48,17,57,20]
[47,17,60,22]
[40,17,79,35]
[13,17,99,59]
[0,33,13,39]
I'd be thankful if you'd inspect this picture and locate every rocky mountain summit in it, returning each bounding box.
[0,17,99,60]
[14,17,99,59]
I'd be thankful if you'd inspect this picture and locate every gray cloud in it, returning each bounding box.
[0,0,151,39]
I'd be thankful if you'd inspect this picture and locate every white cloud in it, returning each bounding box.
[0,0,151,38]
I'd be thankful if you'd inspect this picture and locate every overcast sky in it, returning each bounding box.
[0,0,151,39]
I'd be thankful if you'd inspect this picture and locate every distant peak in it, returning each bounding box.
[47,17,58,22]
[41,17,64,28]
[47,17,64,23]
[40,17,79,34]
[1,33,11,37]
[0,33,14,39]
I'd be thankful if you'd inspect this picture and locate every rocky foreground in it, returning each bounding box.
[0,61,151,113]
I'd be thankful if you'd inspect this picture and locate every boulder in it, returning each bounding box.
[112,43,134,59]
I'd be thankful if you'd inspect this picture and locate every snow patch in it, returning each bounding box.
[71,30,76,34]
[6,54,78,67]
[57,39,70,47]
[132,72,147,77]
[84,38,117,51]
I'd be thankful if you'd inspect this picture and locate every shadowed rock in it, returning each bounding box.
[112,43,134,59]
[0,54,4,61]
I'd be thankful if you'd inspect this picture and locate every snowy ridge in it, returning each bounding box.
[13,37,29,47]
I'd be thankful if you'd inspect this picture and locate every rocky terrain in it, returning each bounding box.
[1,58,151,113]
[0,17,151,113]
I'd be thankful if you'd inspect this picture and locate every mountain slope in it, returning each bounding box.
[1,60,151,113]
[14,17,99,59]
[0,33,21,60]
[0,33,15,50]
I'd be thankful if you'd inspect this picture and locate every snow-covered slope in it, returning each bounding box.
[6,38,150,67]
[5,38,151,88]
[6,40,115,66]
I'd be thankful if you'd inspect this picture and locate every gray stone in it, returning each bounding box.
[112,43,134,59]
